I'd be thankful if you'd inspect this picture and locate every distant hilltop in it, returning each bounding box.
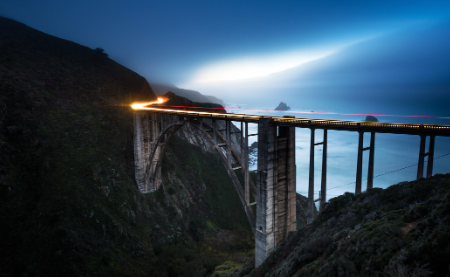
[275,102,291,111]
[149,82,225,105]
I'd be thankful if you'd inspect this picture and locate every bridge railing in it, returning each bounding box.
[143,107,450,136]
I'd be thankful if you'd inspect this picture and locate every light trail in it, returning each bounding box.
[132,102,450,120]
[131,97,167,110]
[131,100,450,133]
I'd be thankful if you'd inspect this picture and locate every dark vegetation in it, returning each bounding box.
[150,83,225,105]
[240,174,450,277]
[157,91,226,113]
[0,16,253,276]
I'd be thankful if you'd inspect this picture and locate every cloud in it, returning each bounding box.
[182,20,450,117]
[191,49,337,83]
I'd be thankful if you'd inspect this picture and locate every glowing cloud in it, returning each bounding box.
[191,49,336,83]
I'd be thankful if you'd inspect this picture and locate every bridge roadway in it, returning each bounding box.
[132,102,450,136]
[132,98,450,267]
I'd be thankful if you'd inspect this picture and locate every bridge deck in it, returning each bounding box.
[141,107,450,137]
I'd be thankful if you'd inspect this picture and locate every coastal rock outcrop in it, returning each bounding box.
[274,102,291,110]
[365,115,379,122]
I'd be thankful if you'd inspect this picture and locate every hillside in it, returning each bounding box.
[150,82,225,105]
[236,174,450,277]
[0,16,254,276]
[161,91,226,113]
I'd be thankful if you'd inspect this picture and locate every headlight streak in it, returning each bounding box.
[132,102,450,120]
[131,97,167,110]
[130,100,450,132]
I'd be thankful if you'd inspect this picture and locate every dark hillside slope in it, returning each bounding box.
[161,91,226,113]
[151,83,213,103]
[0,16,154,104]
[150,83,225,105]
[245,174,450,277]
[0,17,253,276]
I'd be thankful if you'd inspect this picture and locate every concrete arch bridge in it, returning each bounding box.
[132,100,450,267]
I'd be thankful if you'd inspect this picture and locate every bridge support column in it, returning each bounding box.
[226,120,232,168]
[417,135,436,179]
[133,112,163,193]
[427,136,435,177]
[307,128,315,224]
[355,131,364,194]
[245,122,250,205]
[308,129,328,214]
[240,121,244,163]
[152,113,163,191]
[355,131,376,193]
[367,132,375,189]
[320,129,327,211]
[255,119,296,267]
[134,112,147,191]
[212,119,217,145]
[417,135,426,179]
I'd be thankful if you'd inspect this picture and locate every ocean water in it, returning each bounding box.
[226,101,450,201]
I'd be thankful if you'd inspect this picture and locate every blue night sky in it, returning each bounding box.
[1,0,450,115]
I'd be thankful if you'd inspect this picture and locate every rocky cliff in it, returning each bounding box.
[274,102,291,111]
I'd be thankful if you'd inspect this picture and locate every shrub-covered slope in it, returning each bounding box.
[245,174,450,277]
[0,16,253,276]
[151,83,225,105]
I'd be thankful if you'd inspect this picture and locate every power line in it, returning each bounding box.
[325,152,450,191]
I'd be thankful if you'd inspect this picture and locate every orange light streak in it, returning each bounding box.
[131,97,167,110]
[131,99,450,121]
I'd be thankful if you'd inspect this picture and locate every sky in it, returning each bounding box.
[2,0,450,196]
[1,0,449,100]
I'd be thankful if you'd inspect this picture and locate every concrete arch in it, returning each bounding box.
[134,112,185,193]
[134,112,256,233]
[144,121,185,192]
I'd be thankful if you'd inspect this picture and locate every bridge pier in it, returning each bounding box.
[226,120,232,168]
[356,131,364,194]
[255,119,296,267]
[307,128,315,224]
[417,135,435,179]
[134,112,163,192]
[355,131,376,194]
[134,112,147,191]
[367,132,375,189]
[307,128,328,222]
[320,129,328,211]
[427,136,435,177]
[244,122,250,205]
